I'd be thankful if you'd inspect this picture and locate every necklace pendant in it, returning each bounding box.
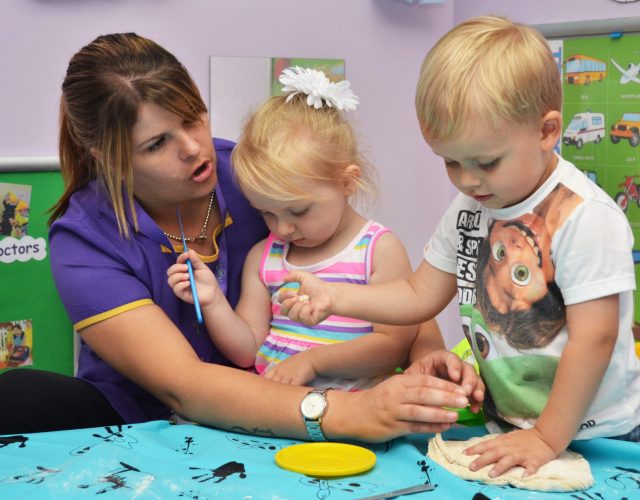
[162,190,216,243]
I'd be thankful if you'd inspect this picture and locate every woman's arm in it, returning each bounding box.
[405,349,484,413]
[79,304,470,441]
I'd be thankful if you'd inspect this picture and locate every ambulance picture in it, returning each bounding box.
[562,112,605,149]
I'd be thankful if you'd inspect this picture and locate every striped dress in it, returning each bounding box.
[255,220,391,391]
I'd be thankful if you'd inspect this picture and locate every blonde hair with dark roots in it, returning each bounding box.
[49,32,207,237]
[415,15,561,141]
[231,93,376,208]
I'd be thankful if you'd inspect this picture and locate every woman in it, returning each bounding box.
[0,33,479,439]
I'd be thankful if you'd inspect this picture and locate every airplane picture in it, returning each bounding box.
[611,58,640,84]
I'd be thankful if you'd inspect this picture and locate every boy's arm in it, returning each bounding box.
[200,242,271,367]
[281,259,457,327]
[266,232,418,384]
[465,294,619,477]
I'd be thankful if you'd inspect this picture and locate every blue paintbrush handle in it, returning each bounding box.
[185,257,203,325]
[176,207,204,325]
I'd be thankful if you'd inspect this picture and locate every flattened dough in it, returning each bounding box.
[427,433,594,492]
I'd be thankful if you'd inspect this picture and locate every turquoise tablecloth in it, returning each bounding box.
[1,420,638,499]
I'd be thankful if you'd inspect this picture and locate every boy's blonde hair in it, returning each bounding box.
[232,93,376,207]
[415,15,561,140]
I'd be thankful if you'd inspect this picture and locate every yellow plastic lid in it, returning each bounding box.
[275,442,376,477]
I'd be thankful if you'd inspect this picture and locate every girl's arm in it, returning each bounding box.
[265,232,417,384]
[167,242,271,368]
[203,242,272,367]
[232,242,274,359]
[408,319,446,364]
[465,294,619,477]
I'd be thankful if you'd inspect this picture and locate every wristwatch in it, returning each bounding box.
[300,388,332,441]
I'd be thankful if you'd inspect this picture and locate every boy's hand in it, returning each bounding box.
[465,427,558,478]
[167,249,222,307]
[278,271,334,325]
[404,350,484,413]
[263,352,318,386]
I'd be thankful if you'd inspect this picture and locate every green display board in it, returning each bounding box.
[0,170,74,375]
[549,34,640,334]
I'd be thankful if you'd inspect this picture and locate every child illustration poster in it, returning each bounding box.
[270,58,345,96]
[558,33,640,337]
[0,320,33,368]
[0,170,73,375]
[0,182,31,237]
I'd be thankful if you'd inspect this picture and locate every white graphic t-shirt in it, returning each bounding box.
[425,155,640,439]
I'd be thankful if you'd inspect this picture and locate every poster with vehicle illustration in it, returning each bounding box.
[556,33,640,333]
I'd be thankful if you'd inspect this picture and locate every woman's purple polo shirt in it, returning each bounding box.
[49,138,268,423]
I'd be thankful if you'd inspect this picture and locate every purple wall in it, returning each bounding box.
[0,0,453,258]
[0,0,461,338]
[454,0,640,26]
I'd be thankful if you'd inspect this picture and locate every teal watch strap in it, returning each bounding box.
[301,388,332,441]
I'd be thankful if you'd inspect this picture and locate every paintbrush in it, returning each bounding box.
[176,207,204,325]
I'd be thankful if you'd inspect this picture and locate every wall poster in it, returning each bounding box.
[550,33,640,338]
[0,171,74,375]
[210,56,345,142]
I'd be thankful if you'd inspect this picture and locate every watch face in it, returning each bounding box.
[301,392,326,419]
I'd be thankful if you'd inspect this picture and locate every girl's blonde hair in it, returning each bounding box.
[415,15,561,141]
[232,93,376,208]
[50,32,207,237]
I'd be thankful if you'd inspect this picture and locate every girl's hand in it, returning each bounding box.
[278,271,333,325]
[465,427,558,478]
[404,349,484,413]
[167,249,222,308]
[263,352,318,386]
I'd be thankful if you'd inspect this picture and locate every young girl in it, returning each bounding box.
[168,67,424,390]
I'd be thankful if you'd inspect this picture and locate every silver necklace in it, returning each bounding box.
[163,190,216,243]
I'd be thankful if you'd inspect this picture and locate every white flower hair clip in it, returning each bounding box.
[279,66,359,112]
